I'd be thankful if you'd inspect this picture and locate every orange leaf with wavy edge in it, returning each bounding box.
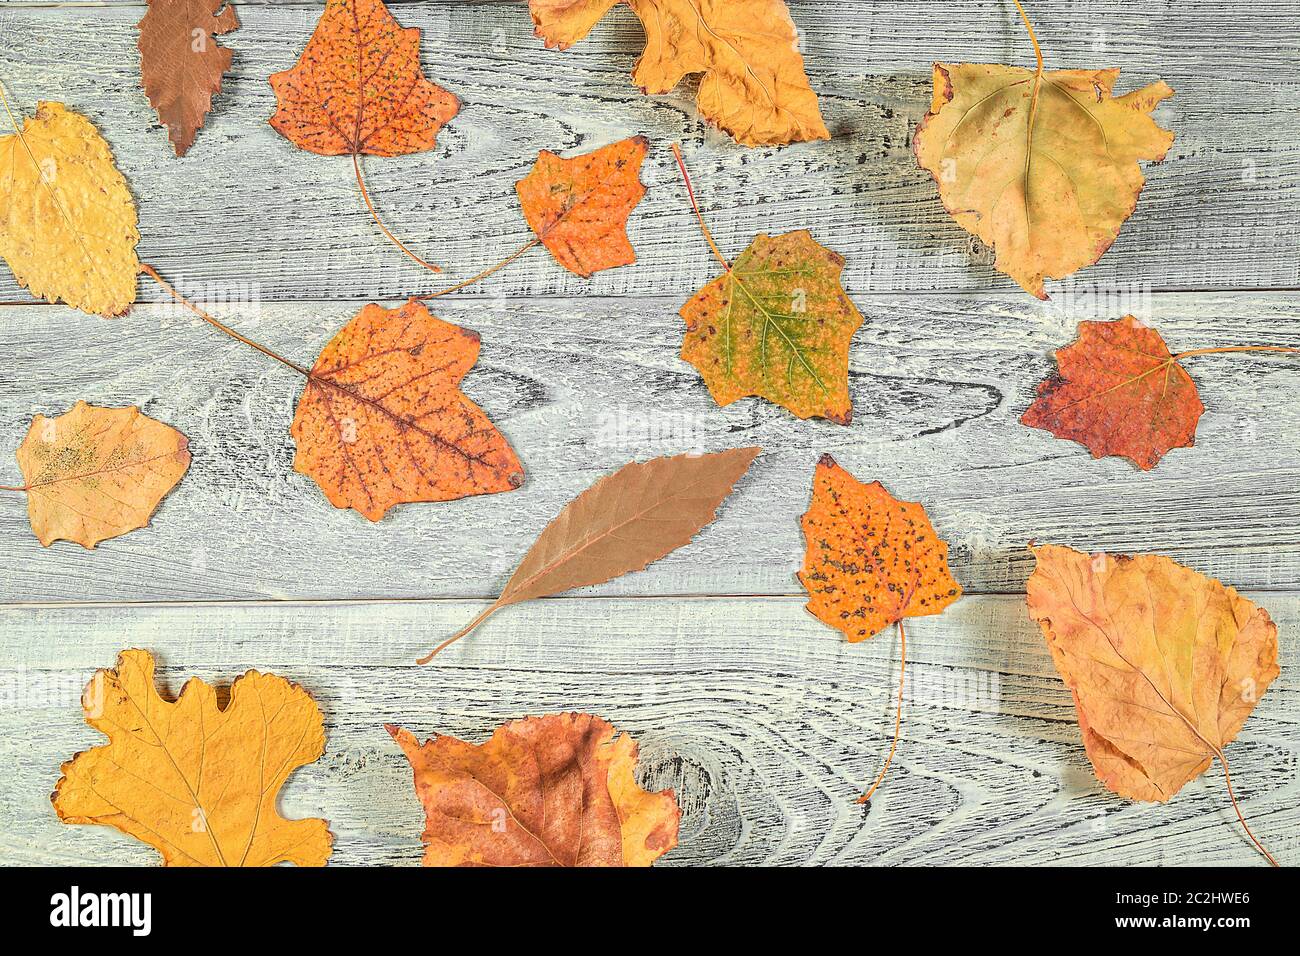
[1026,543,1281,865]
[680,230,864,424]
[290,299,523,522]
[388,714,679,866]
[6,401,190,549]
[799,455,961,804]
[516,136,649,278]
[528,0,828,147]
[1021,316,1203,470]
[53,649,333,867]
[137,0,240,157]
[268,0,459,157]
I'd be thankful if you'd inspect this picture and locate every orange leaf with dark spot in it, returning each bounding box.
[388,714,680,866]
[799,455,962,642]
[268,0,459,157]
[516,136,649,278]
[1021,316,1205,470]
[290,299,523,522]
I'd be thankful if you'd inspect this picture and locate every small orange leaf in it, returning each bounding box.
[1021,316,1205,470]
[290,299,524,521]
[799,455,962,641]
[388,714,680,866]
[53,649,333,866]
[515,136,649,278]
[268,0,460,157]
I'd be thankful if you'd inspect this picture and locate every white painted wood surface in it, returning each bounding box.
[0,0,1297,866]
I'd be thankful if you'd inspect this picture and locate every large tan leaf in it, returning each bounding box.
[913,63,1173,299]
[421,446,760,660]
[53,649,333,866]
[10,401,190,549]
[0,102,141,316]
[388,714,679,866]
[529,0,828,146]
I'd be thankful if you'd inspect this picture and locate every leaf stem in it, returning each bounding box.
[671,143,731,273]
[858,619,906,805]
[1215,746,1279,867]
[417,603,500,664]
[1012,1,1044,74]
[1175,345,1300,360]
[413,237,540,301]
[352,151,443,273]
[141,264,311,377]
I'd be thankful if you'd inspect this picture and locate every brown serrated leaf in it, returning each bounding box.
[138,0,240,157]
[420,446,760,661]
[388,714,679,866]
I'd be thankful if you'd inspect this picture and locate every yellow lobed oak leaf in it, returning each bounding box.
[12,401,190,549]
[53,649,334,866]
[681,230,863,423]
[529,0,829,147]
[0,102,141,316]
[913,64,1173,299]
[388,714,679,866]
[1027,544,1280,805]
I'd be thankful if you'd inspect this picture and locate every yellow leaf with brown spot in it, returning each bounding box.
[681,230,863,424]
[388,714,679,866]
[11,401,189,549]
[799,454,962,642]
[529,0,828,147]
[53,649,333,867]
[0,102,141,316]
[913,63,1173,299]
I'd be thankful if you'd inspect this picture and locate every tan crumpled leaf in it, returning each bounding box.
[421,446,760,661]
[9,401,190,549]
[1027,543,1281,863]
[529,0,829,146]
[137,0,241,157]
[388,714,679,866]
[0,102,141,316]
[53,649,333,866]
[913,63,1173,299]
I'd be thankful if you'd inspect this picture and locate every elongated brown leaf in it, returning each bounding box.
[419,446,760,662]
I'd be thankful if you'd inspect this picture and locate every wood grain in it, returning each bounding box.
[2,595,1295,866]
[0,1,1296,303]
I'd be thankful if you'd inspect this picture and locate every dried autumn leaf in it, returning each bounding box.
[680,230,864,424]
[6,401,190,549]
[0,102,140,317]
[799,455,961,803]
[1027,544,1280,864]
[137,0,240,157]
[421,446,760,661]
[388,714,679,866]
[516,136,649,277]
[913,16,1174,299]
[53,649,333,866]
[529,0,829,147]
[268,0,459,157]
[799,455,962,642]
[291,299,524,522]
[1021,315,1204,470]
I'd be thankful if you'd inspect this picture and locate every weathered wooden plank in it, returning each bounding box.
[0,1,1296,303]
[0,594,1294,866]
[1,292,1298,602]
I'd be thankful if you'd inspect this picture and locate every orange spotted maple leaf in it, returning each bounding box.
[269,0,460,271]
[515,136,649,278]
[291,299,524,521]
[799,455,962,803]
[1023,316,1299,470]
[388,714,679,866]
